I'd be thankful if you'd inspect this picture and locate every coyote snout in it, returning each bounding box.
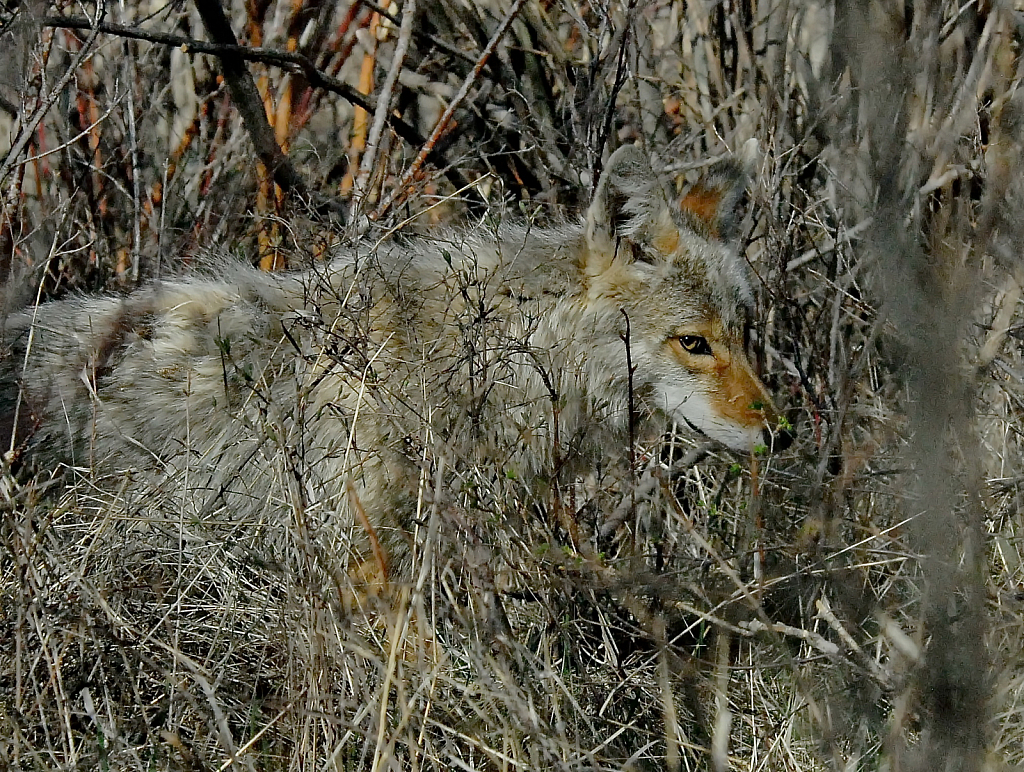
[660,323,789,453]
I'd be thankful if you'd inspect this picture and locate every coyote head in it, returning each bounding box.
[584,145,789,453]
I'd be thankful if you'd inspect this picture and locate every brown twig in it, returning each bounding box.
[192,0,311,201]
[39,15,373,111]
[0,3,107,188]
[37,13,477,202]
[373,0,529,219]
[352,0,418,210]
[347,482,389,587]
[341,10,379,196]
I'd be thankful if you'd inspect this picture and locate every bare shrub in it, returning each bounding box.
[2,1,1022,770]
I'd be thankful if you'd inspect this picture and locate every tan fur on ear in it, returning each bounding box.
[680,184,727,236]
[679,158,748,241]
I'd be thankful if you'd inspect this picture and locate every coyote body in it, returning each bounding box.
[1,147,782,578]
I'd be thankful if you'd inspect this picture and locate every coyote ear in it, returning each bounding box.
[586,145,667,253]
[679,152,751,241]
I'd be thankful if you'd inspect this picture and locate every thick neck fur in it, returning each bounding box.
[277,218,635,476]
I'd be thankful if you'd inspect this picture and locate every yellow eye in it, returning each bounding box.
[679,335,713,356]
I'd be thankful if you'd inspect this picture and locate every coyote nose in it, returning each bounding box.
[762,426,793,452]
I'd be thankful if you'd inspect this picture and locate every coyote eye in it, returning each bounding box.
[679,335,713,356]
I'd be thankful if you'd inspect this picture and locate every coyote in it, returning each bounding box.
[1,146,787,580]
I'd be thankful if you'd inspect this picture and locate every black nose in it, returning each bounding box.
[762,426,793,452]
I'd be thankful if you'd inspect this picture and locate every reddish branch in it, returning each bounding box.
[37,12,476,204]
[375,0,529,218]
[192,0,310,199]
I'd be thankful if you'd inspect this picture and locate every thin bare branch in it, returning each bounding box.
[192,0,312,200]
[0,2,107,187]
[352,0,418,211]
[38,13,475,197]
[373,0,529,218]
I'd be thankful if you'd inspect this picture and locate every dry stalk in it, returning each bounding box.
[352,0,417,211]
[373,0,528,219]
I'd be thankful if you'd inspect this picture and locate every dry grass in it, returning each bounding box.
[1,1,1023,770]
